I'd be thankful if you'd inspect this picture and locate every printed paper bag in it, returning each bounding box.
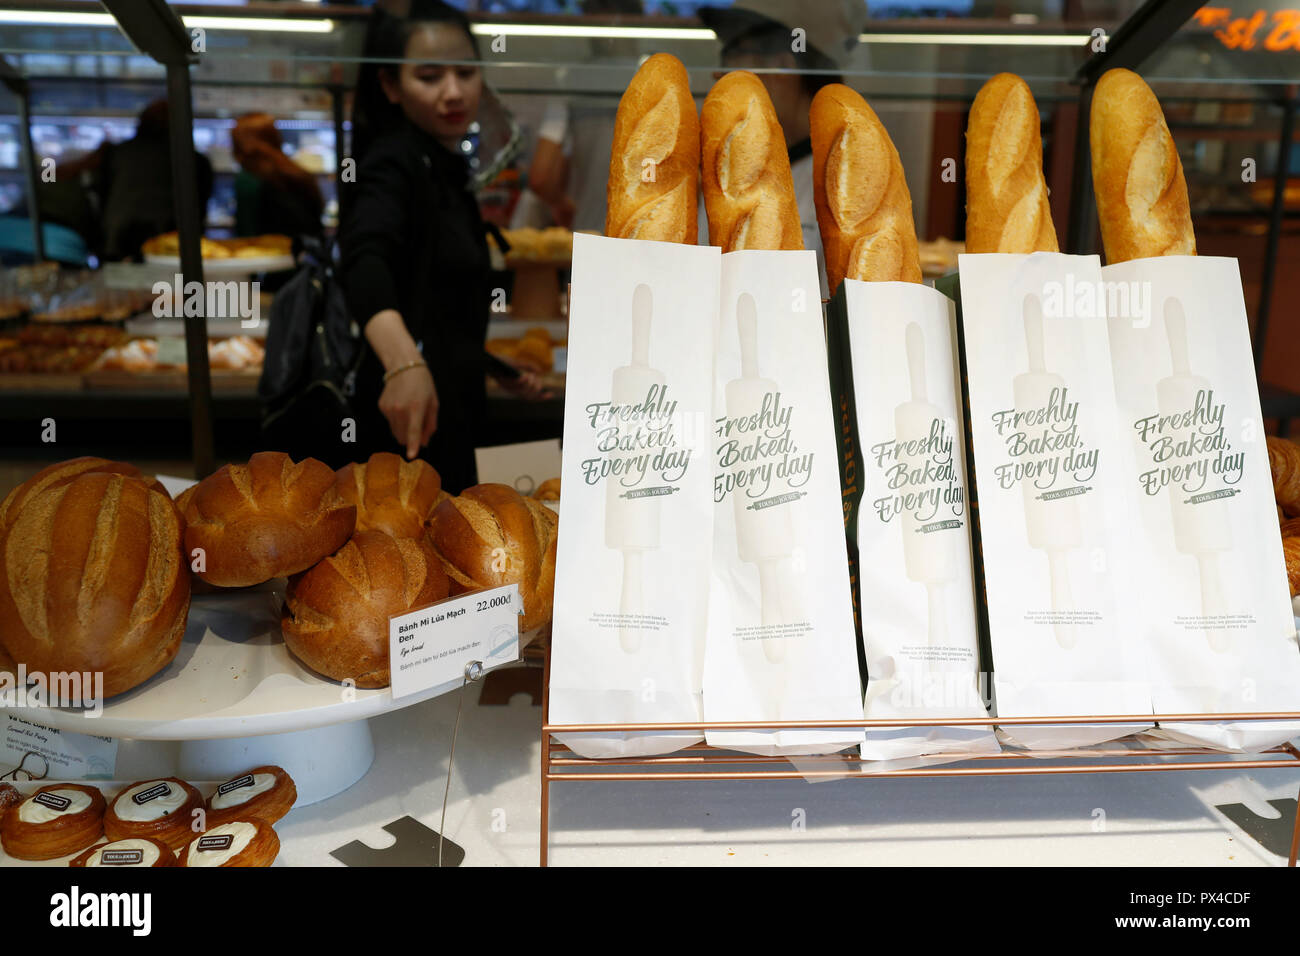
[831,279,1000,760]
[958,253,1152,749]
[702,250,864,755]
[1104,255,1300,751]
[550,234,718,758]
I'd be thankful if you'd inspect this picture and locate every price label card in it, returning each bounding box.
[388,584,522,700]
[2,715,117,780]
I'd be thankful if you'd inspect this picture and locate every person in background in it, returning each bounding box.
[340,0,541,493]
[98,99,214,261]
[517,0,644,234]
[231,113,325,240]
[698,0,867,299]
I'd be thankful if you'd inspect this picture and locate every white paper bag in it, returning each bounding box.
[702,251,864,755]
[1103,255,1300,751]
[837,280,1000,760]
[958,253,1153,749]
[550,234,718,758]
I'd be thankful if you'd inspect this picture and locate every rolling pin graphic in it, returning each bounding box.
[726,293,799,663]
[896,322,960,646]
[1158,297,1232,653]
[1014,293,1082,649]
[604,283,664,653]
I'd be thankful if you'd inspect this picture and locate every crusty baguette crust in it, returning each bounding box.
[700,71,803,251]
[1090,68,1195,263]
[965,73,1059,255]
[605,53,699,244]
[810,84,921,291]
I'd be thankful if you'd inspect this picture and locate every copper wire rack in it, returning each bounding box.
[538,648,1300,867]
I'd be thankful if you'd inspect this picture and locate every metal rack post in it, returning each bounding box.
[540,638,1300,867]
[101,0,215,478]
[1254,88,1297,372]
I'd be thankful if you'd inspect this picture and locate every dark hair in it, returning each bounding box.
[351,0,480,165]
[722,23,842,100]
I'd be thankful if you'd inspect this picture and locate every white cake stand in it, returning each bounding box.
[7,586,483,806]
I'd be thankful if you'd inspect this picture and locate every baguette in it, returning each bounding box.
[700,71,803,251]
[965,73,1059,255]
[605,53,699,244]
[1090,68,1195,263]
[810,84,921,292]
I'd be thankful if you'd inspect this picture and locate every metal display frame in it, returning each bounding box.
[539,646,1300,867]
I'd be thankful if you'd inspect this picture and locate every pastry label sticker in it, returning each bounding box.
[132,783,171,805]
[33,791,71,812]
[388,584,522,700]
[217,774,255,797]
[102,849,143,865]
[197,834,234,852]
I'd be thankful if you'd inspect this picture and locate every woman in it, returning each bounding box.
[231,112,324,240]
[340,1,538,492]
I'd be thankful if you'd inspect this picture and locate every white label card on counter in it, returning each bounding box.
[388,584,523,700]
[155,335,188,367]
[1,715,117,780]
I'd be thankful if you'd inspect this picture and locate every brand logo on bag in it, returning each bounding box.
[620,486,679,499]
[102,849,144,865]
[34,792,71,812]
[197,834,234,852]
[217,774,255,796]
[131,783,171,806]
[746,491,806,511]
[916,519,963,533]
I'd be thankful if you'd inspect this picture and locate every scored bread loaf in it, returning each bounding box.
[1268,436,1300,517]
[0,457,170,542]
[0,472,190,698]
[810,84,921,292]
[427,483,558,633]
[1090,68,1195,263]
[965,73,1059,255]
[181,452,355,588]
[700,71,803,251]
[333,452,448,540]
[533,477,561,502]
[605,53,699,244]
[282,531,450,688]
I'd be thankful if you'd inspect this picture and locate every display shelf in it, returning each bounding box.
[4,582,544,802]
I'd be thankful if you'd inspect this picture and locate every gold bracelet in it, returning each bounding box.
[383,359,428,384]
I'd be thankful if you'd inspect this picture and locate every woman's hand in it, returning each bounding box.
[491,364,552,401]
[379,364,439,459]
[365,309,438,459]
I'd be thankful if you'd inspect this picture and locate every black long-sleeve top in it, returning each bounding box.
[338,121,492,492]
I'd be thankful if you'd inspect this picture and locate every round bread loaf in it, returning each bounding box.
[181,452,355,587]
[427,483,558,632]
[333,452,448,540]
[0,472,190,698]
[281,531,449,687]
[0,457,169,541]
[533,477,561,502]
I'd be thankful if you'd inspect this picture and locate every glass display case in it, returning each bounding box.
[0,0,1297,466]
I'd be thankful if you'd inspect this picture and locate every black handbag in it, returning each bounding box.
[258,237,366,468]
